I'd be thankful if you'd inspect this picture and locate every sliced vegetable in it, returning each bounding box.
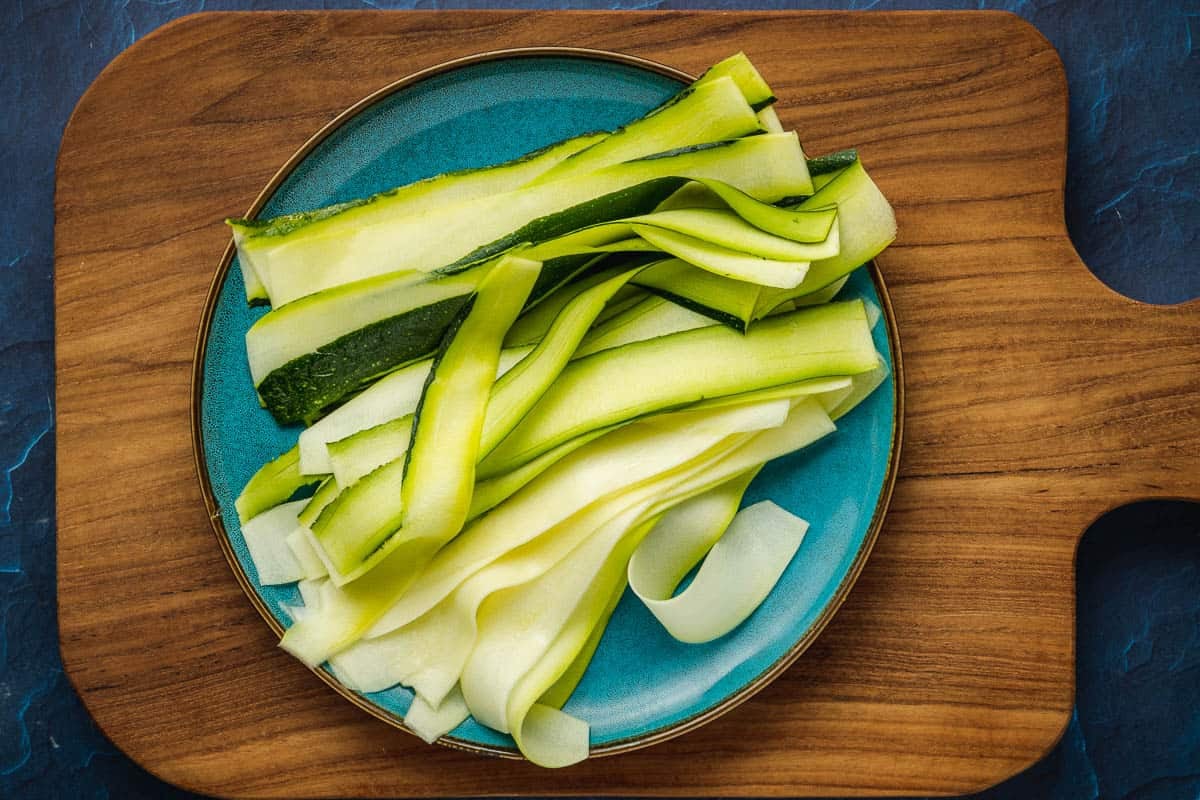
[248,268,478,422]
[461,504,654,733]
[298,346,532,476]
[629,497,808,643]
[695,52,776,110]
[234,445,318,524]
[328,416,412,488]
[332,400,790,707]
[756,105,784,134]
[318,270,638,574]
[297,477,339,528]
[242,500,309,586]
[538,575,625,709]
[574,293,713,357]
[405,685,470,744]
[230,52,899,765]
[230,131,606,302]
[503,266,630,346]
[479,269,639,456]
[366,400,790,640]
[396,256,541,553]
[528,77,760,185]
[688,179,833,241]
[632,225,808,288]
[755,158,897,309]
[286,527,328,581]
[641,208,837,260]
[253,133,811,306]
[478,300,877,478]
[632,259,762,330]
[314,256,540,582]
[467,427,615,520]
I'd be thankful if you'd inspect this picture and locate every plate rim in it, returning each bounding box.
[190,46,905,761]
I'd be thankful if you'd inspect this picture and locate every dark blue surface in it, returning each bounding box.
[1,1,1196,797]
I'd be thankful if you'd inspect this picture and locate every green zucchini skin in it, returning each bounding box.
[255,254,586,425]
[234,444,320,524]
[247,134,809,307]
[439,178,686,274]
[633,259,756,331]
[807,149,859,177]
[772,151,861,206]
[229,132,608,241]
[258,295,472,426]
[252,151,803,424]
[639,287,747,331]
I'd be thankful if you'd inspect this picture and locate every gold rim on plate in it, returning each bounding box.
[190,47,905,761]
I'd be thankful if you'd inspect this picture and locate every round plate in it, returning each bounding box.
[193,49,902,759]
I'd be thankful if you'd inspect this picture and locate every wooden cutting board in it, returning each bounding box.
[55,10,1200,798]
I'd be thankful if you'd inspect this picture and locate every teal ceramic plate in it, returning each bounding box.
[193,49,902,759]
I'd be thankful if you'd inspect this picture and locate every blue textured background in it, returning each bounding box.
[2,1,1196,797]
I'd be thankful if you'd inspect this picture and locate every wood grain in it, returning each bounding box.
[55,10,1200,798]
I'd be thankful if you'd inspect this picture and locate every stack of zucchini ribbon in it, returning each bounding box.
[229,53,896,767]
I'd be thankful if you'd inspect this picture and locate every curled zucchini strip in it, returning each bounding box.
[630,496,809,644]
[634,208,839,261]
[512,705,591,770]
[461,505,655,734]
[504,517,658,769]
[538,574,626,710]
[632,225,808,289]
